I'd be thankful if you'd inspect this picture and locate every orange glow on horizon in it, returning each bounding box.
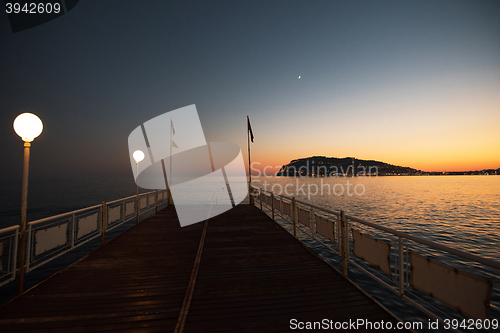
[241,73,500,175]
[247,154,499,175]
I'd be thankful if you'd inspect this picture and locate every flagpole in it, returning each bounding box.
[247,116,252,204]
[169,119,173,205]
[170,120,172,186]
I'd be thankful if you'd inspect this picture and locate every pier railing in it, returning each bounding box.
[0,226,19,287]
[0,190,169,288]
[252,186,500,331]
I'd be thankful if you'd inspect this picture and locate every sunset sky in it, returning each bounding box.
[1,0,499,181]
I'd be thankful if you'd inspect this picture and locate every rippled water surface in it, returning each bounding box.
[2,175,498,260]
[253,175,500,261]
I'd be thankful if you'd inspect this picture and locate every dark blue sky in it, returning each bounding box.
[1,0,499,181]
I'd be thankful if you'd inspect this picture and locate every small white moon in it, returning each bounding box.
[298,76,301,79]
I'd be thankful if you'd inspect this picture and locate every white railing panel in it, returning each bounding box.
[0,191,164,278]
[298,208,310,228]
[77,213,99,239]
[35,224,68,256]
[126,201,135,216]
[352,229,392,276]
[315,214,335,242]
[0,227,17,286]
[140,197,147,209]
[273,197,280,211]
[409,250,492,320]
[108,206,121,224]
[282,202,291,216]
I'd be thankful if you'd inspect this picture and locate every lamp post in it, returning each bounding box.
[133,150,145,224]
[13,113,43,295]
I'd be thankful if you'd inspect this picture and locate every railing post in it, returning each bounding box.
[122,199,125,223]
[71,213,75,249]
[271,192,275,220]
[155,190,158,213]
[310,207,315,239]
[259,189,263,210]
[340,210,348,277]
[398,236,404,296]
[136,195,140,224]
[292,197,297,237]
[168,189,173,206]
[101,201,106,245]
[11,228,19,280]
[25,224,32,273]
[249,185,253,205]
[336,213,341,251]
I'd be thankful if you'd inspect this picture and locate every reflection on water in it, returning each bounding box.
[253,175,500,261]
[2,175,497,259]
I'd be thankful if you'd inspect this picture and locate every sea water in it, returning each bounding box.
[253,175,500,261]
[1,176,142,229]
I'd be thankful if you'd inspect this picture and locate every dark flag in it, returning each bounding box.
[247,116,254,142]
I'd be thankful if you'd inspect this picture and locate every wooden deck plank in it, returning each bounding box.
[182,205,404,332]
[0,208,203,332]
[0,204,407,332]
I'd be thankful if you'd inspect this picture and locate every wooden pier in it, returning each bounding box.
[0,204,407,332]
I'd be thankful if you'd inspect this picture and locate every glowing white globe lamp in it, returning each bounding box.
[133,150,145,163]
[13,113,43,142]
